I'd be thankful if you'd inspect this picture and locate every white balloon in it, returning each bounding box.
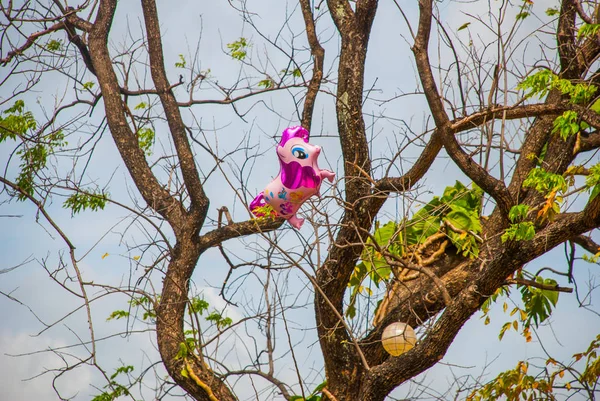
[381,322,417,356]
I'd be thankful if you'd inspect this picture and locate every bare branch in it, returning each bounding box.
[505,277,573,293]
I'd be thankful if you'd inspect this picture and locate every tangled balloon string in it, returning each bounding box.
[250,126,335,229]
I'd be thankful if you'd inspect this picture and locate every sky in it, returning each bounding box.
[1,0,599,400]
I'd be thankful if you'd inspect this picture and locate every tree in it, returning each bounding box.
[1,0,600,400]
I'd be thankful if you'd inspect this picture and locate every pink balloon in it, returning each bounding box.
[250,126,335,229]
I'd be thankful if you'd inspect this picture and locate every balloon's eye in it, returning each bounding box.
[292,146,308,160]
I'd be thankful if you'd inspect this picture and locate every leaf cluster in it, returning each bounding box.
[347,181,483,318]
[106,296,156,322]
[578,23,600,39]
[467,361,554,401]
[585,164,600,202]
[1,101,67,200]
[188,296,233,329]
[518,275,560,328]
[470,335,600,400]
[502,205,535,243]
[290,381,327,401]
[552,110,580,141]
[227,37,249,61]
[137,127,155,156]
[0,100,36,141]
[63,191,109,215]
[481,272,561,342]
[46,39,63,51]
[518,69,597,104]
[575,334,600,385]
[92,365,134,401]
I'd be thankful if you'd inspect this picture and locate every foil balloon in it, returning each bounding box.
[250,126,335,229]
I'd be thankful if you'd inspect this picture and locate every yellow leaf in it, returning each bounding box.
[133,255,140,261]
[566,382,571,390]
[503,302,508,312]
[537,192,557,221]
[101,253,109,259]
[513,320,519,330]
[532,382,539,389]
[521,363,528,374]
[564,165,582,176]
[484,316,491,325]
[520,310,527,321]
[558,370,564,378]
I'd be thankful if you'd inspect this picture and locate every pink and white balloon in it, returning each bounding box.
[250,126,335,229]
[381,322,417,356]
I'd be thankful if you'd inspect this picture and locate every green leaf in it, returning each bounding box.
[137,127,155,156]
[552,111,580,140]
[541,278,559,306]
[175,54,186,68]
[591,185,600,202]
[508,204,530,223]
[110,365,134,380]
[258,78,273,89]
[345,302,357,319]
[227,37,249,60]
[46,39,62,51]
[405,214,440,244]
[106,310,130,321]
[586,164,600,202]
[501,222,535,243]
[446,207,477,232]
[63,191,109,215]
[591,98,600,113]
[517,276,561,329]
[313,380,327,393]
[518,69,597,104]
[457,22,471,31]
[578,23,600,39]
[523,167,568,195]
[348,262,368,287]
[0,100,37,141]
[189,297,209,314]
[175,342,188,360]
[82,81,95,90]
[545,7,559,16]
[516,12,529,20]
[206,311,233,329]
[373,220,401,248]
[499,321,512,340]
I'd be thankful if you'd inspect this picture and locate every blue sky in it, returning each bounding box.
[1,0,599,400]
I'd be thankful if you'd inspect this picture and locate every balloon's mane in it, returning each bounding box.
[279,126,309,146]
[277,126,320,190]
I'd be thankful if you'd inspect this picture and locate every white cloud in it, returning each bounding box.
[0,330,93,400]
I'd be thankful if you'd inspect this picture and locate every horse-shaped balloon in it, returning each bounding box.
[250,126,335,229]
